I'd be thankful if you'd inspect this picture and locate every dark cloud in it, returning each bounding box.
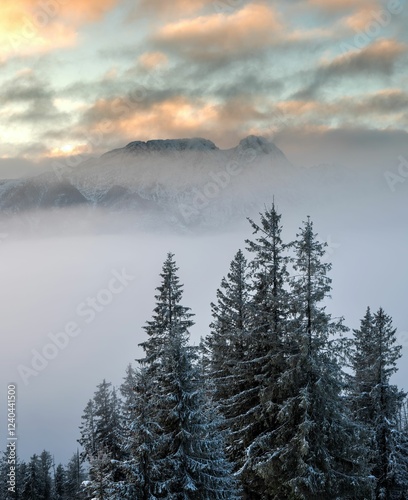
[0,82,52,103]
[10,103,69,124]
[353,89,408,114]
[293,38,407,99]
[1,71,69,124]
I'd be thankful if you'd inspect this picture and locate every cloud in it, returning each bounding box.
[351,89,408,114]
[131,0,211,19]
[37,79,408,159]
[345,6,382,31]
[153,3,284,62]
[0,71,69,124]
[294,38,407,99]
[0,0,119,61]
[41,90,289,154]
[253,90,408,132]
[308,0,375,14]
[1,20,77,62]
[0,72,52,104]
[78,95,219,144]
[5,0,119,25]
[138,52,168,70]
[273,125,408,168]
[327,38,406,73]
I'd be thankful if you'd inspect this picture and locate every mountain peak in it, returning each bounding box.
[124,137,219,153]
[238,135,284,156]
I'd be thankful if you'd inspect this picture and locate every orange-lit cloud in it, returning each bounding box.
[134,0,212,18]
[154,3,283,60]
[272,90,408,126]
[345,7,380,31]
[5,0,119,24]
[57,94,273,154]
[329,38,407,67]
[1,22,77,61]
[139,52,168,70]
[0,0,119,61]
[47,143,91,158]
[86,96,218,140]
[33,86,408,160]
[275,100,320,117]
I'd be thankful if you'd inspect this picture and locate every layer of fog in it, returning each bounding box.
[0,192,407,465]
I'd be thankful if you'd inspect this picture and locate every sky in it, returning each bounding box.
[1,0,408,168]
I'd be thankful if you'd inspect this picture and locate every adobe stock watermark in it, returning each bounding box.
[384,155,408,192]
[6,384,18,495]
[17,268,135,386]
[339,0,406,55]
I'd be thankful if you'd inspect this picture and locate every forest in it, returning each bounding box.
[2,205,408,499]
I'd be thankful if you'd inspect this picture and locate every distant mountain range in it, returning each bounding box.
[0,135,395,233]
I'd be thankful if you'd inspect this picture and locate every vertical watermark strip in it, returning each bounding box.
[6,384,17,494]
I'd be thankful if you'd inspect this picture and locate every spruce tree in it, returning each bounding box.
[256,217,372,499]
[78,380,123,498]
[118,364,158,499]
[65,451,85,499]
[39,450,53,500]
[243,204,292,496]
[204,248,252,474]
[21,454,42,500]
[351,307,408,499]
[54,463,66,500]
[78,400,97,463]
[205,206,293,497]
[139,252,239,499]
[93,380,122,463]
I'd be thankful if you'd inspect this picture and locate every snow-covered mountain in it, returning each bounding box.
[0,135,396,234]
[0,136,297,230]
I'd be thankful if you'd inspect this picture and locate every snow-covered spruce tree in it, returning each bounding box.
[54,463,66,500]
[204,249,251,395]
[38,450,53,500]
[78,380,124,499]
[21,454,43,500]
[351,307,408,499]
[78,399,97,463]
[242,204,293,496]
[92,381,123,465]
[255,217,372,499]
[203,249,252,472]
[205,205,293,498]
[65,451,86,499]
[81,450,114,500]
[117,364,159,499]
[139,252,239,499]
